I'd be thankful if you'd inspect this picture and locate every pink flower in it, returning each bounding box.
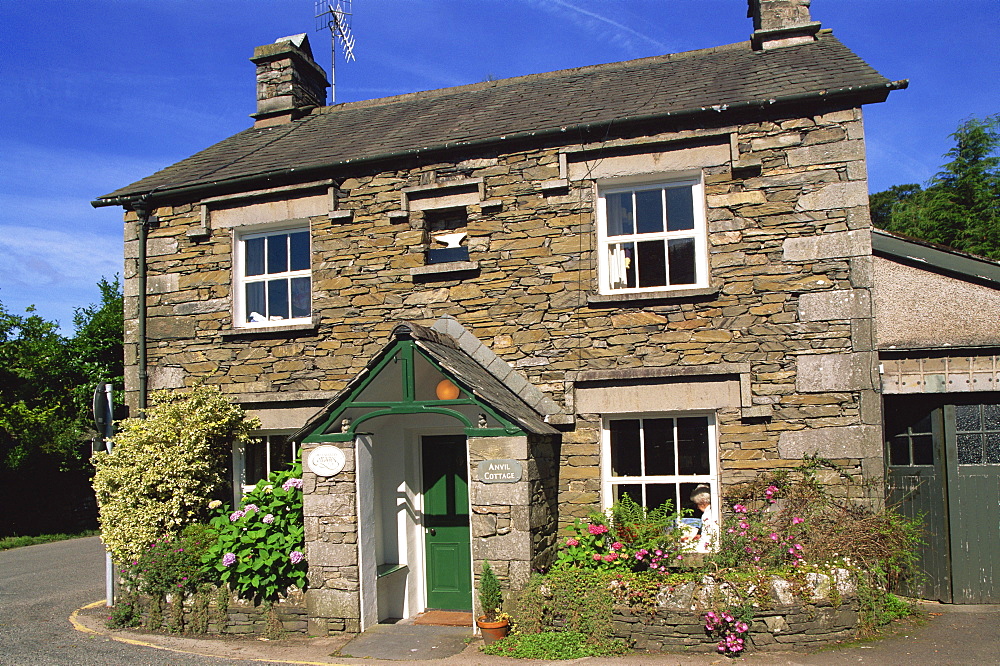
[792,516,804,524]
[282,478,304,491]
[769,532,780,541]
[592,554,602,561]
[611,542,623,551]
[244,504,259,513]
[290,550,305,564]
[229,510,245,521]
[221,552,237,567]
[603,553,617,562]
[566,538,579,547]
[733,504,747,513]
[587,523,608,535]
[739,521,749,530]
[263,513,275,524]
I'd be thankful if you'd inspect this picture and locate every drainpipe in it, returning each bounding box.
[129,198,152,412]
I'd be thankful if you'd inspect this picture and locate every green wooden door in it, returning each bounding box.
[422,435,472,611]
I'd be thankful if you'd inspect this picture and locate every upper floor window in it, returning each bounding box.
[596,179,708,294]
[236,227,311,327]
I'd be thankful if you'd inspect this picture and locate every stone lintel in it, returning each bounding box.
[571,363,750,384]
[777,425,880,459]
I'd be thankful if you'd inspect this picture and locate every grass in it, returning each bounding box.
[0,530,99,550]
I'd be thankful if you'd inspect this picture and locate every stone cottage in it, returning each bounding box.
[93,0,1000,631]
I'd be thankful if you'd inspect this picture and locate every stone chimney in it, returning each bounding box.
[747,0,822,50]
[251,34,329,127]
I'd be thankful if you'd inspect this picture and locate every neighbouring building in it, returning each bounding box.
[92,0,1000,632]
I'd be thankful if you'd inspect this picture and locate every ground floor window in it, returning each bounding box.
[233,433,298,497]
[601,413,718,516]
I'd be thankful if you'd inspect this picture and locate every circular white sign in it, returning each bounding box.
[307,445,346,477]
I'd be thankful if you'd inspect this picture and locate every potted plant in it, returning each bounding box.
[476,561,509,644]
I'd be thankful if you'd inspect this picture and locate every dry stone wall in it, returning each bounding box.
[125,101,881,525]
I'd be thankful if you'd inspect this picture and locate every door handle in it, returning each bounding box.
[427,528,436,536]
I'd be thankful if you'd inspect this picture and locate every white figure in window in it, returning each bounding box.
[690,485,717,553]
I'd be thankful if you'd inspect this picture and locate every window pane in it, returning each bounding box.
[610,419,641,476]
[291,276,311,318]
[614,484,643,507]
[677,417,710,475]
[245,282,265,322]
[957,433,982,465]
[912,435,934,465]
[643,418,675,475]
[637,239,666,288]
[267,278,289,320]
[266,234,288,274]
[272,435,294,471]
[289,231,310,271]
[666,186,694,231]
[956,404,981,432]
[245,237,265,277]
[984,404,1000,430]
[644,484,677,513]
[986,433,1000,464]
[668,238,697,285]
[912,411,933,434]
[679,482,705,515]
[245,439,267,485]
[888,436,910,466]
[606,192,633,236]
[608,242,636,290]
[635,189,664,234]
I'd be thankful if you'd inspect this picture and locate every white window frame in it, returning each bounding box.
[234,223,312,328]
[596,176,709,295]
[232,433,299,499]
[600,412,719,515]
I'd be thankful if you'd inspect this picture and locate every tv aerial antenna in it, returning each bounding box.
[315,0,356,103]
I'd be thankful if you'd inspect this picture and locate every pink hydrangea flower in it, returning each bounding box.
[263,513,275,524]
[229,510,245,521]
[244,504,259,513]
[566,537,579,547]
[603,553,617,562]
[290,550,305,564]
[611,542,623,551]
[587,523,608,535]
[282,478,304,491]
[222,552,237,567]
[592,554,602,561]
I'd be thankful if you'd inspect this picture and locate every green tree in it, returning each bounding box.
[872,114,1000,258]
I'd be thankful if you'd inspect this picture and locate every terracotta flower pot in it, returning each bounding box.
[476,616,510,644]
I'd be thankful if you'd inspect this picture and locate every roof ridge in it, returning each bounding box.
[311,40,753,116]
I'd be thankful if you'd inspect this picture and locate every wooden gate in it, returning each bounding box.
[885,394,1000,603]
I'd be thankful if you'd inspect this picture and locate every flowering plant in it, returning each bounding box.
[554,495,692,573]
[203,462,307,602]
[704,609,751,656]
[125,523,214,598]
[713,483,808,570]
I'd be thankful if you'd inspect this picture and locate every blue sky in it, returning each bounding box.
[1,0,997,333]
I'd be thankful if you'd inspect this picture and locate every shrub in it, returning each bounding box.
[511,568,616,639]
[128,524,214,598]
[92,386,259,563]
[203,463,306,602]
[482,631,627,659]
[478,561,502,621]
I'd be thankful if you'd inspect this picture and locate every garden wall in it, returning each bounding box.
[613,571,858,652]
[134,589,307,636]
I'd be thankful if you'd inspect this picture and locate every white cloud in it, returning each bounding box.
[526,0,671,55]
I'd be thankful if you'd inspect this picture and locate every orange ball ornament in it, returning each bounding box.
[436,379,460,400]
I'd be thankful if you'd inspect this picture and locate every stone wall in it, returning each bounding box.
[125,100,881,524]
[137,590,307,635]
[613,571,858,652]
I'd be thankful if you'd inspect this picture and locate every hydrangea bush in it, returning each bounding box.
[92,386,260,563]
[203,463,307,602]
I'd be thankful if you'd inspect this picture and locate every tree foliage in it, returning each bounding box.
[871,114,1000,258]
[0,277,123,473]
[92,385,260,564]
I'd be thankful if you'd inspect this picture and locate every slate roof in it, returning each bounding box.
[291,320,559,442]
[97,32,901,204]
[873,229,1000,287]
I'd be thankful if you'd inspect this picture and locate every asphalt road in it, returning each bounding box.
[0,536,265,666]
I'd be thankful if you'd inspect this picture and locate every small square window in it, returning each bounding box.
[597,180,708,294]
[236,226,311,327]
[424,208,470,264]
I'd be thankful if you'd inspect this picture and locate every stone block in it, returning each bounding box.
[303,493,354,518]
[307,588,359,620]
[473,480,529,505]
[469,436,528,461]
[778,425,880,459]
[797,289,870,322]
[475,530,532,562]
[796,181,869,212]
[307,541,358,566]
[782,229,870,261]
[796,352,874,392]
[786,140,865,167]
[173,298,229,315]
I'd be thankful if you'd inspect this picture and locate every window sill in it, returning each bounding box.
[221,320,319,339]
[410,261,480,279]
[587,285,718,305]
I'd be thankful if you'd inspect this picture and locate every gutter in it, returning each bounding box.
[90,78,909,210]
